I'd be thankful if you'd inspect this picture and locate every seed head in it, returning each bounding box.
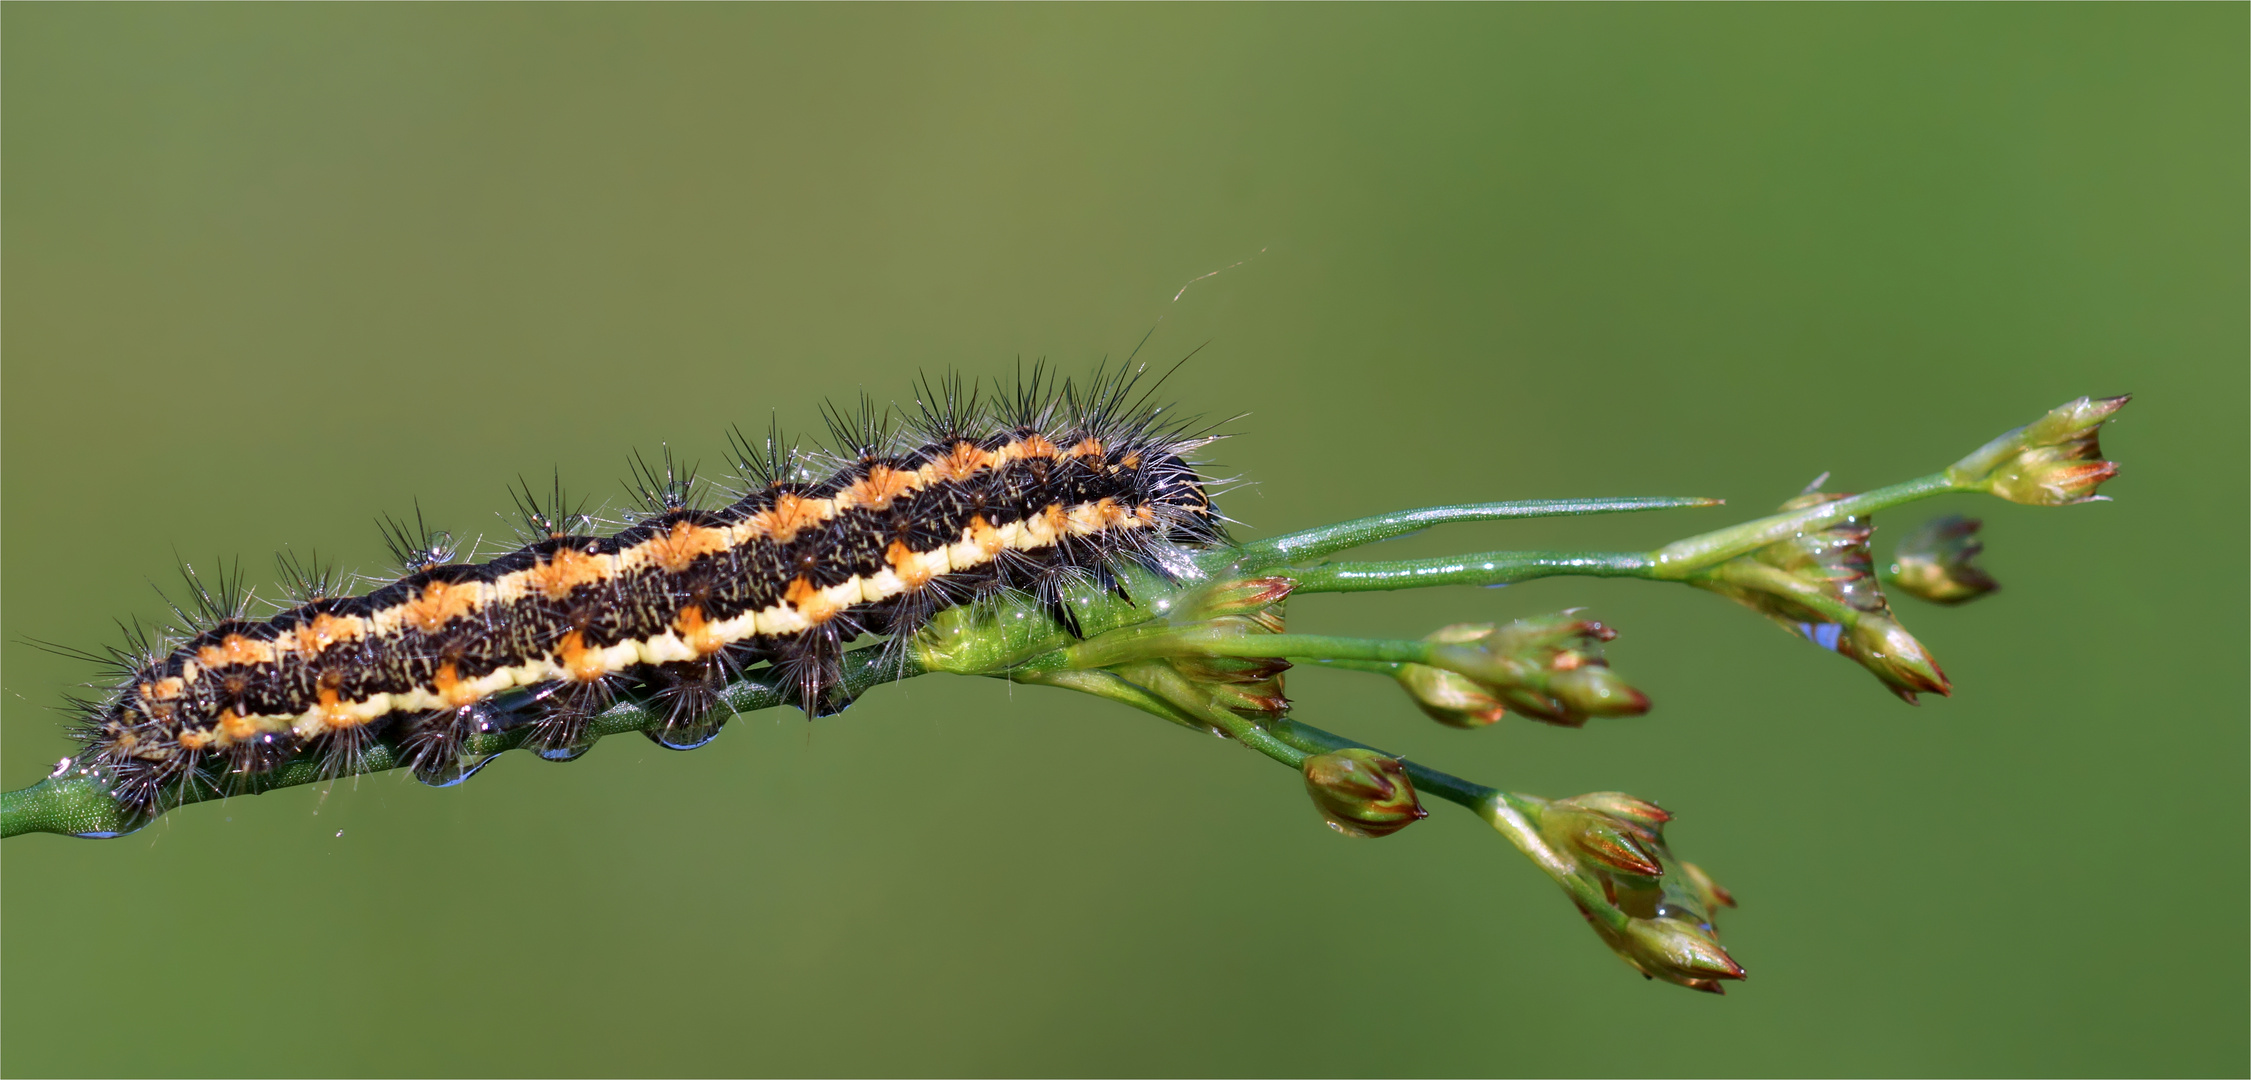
[1689,492,1950,703]
[1422,615,1650,727]
[1948,395,2128,506]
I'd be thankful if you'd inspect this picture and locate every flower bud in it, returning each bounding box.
[1605,912,1748,994]
[1302,748,1427,838]
[1840,612,1950,701]
[1884,514,1998,605]
[1565,790,1673,830]
[1549,666,1647,719]
[1171,654,1291,721]
[1170,576,1294,630]
[1541,792,1670,879]
[1600,866,1745,993]
[1395,624,1507,728]
[1424,615,1651,728]
[1397,665,1509,728]
[1948,395,2128,506]
[1690,492,1951,703]
[1679,861,1736,912]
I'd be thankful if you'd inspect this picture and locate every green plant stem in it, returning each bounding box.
[1280,474,1968,594]
[1306,658,1402,676]
[1286,550,1655,593]
[1212,496,1724,568]
[1643,473,1961,577]
[1063,629,1436,670]
[1269,718,1497,811]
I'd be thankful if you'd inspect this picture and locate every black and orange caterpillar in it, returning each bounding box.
[67,368,1227,816]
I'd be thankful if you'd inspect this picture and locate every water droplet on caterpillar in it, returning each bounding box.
[644,723,725,751]
[536,738,596,763]
[414,751,502,788]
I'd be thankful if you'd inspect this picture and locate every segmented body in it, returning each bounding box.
[73,373,1224,815]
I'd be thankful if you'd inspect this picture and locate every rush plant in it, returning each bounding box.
[1,395,2128,993]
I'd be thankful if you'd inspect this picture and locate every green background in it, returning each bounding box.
[4,6,2243,1076]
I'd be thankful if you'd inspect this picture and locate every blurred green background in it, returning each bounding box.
[4,6,2243,1077]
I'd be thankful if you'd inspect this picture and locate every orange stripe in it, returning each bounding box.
[785,576,843,624]
[675,605,725,656]
[759,492,832,544]
[887,540,934,588]
[530,545,609,601]
[557,630,607,683]
[646,520,731,573]
[842,465,918,511]
[405,580,479,633]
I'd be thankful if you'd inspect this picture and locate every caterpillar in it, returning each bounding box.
[60,366,1227,821]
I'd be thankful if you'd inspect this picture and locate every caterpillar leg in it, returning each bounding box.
[400,704,499,787]
[525,679,613,762]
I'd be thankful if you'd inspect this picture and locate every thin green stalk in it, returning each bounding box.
[1270,719,1497,811]
[1644,473,1960,577]
[1270,475,1968,594]
[1065,629,1434,670]
[1305,658,1401,676]
[1013,668,1208,732]
[1285,550,1654,593]
[1210,496,1723,570]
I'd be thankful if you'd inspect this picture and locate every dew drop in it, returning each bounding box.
[417,752,501,788]
[644,724,724,751]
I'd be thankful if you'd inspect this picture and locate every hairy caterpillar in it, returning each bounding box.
[59,366,1227,821]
